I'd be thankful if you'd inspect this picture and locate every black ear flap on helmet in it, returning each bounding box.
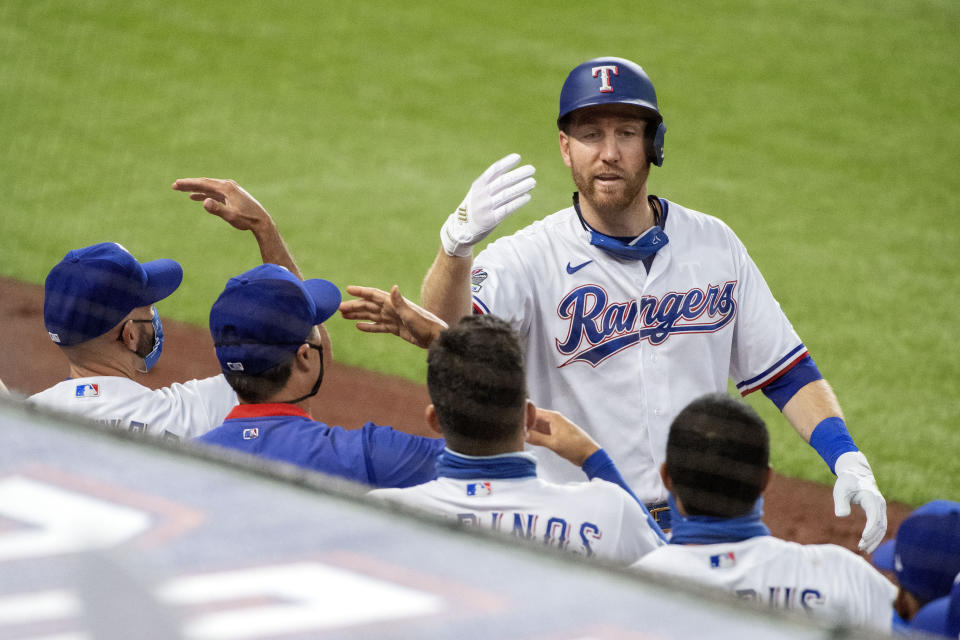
[650,120,666,167]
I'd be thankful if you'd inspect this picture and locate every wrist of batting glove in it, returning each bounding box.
[439,153,536,258]
[440,205,478,258]
[833,451,887,553]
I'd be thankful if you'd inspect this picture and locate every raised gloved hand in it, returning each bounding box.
[833,451,887,553]
[440,153,536,257]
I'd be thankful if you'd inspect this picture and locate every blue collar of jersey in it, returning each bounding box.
[573,193,670,261]
[435,449,538,480]
[667,494,771,545]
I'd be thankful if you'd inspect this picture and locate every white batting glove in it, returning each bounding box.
[833,451,887,553]
[440,153,536,257]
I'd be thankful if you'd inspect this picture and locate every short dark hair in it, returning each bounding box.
[224,356,294,404]
[665,393,770,518]
[426,315,527,444]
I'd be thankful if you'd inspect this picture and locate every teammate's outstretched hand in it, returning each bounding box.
[340,285,447,349]
[172,178,274,233]
[832,451,887,553]
[440,153,536,257]
[526,408,601,467]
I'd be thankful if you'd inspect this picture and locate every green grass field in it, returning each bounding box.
[2,0,957,505]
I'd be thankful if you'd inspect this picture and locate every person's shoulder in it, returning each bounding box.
[799,541,886,569]
[540,476,634,504]
[633,543,687,569]
[664,199,738,236]
[483,207,577,248]
[29,375,149,402]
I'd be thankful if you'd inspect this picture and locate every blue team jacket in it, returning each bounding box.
[195,403,445,488]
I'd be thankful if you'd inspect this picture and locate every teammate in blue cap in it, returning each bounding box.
[28,177,305,439]
[195,264,446,488]
[420,56,887,549]
[911,574,960,639]
[871,500,960,632]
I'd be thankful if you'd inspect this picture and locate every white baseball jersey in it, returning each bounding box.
[28,375,237,439]
[471,200,805,502]
[370,470,665,565]
[633,537,896,632]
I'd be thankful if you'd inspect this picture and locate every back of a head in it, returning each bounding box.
[209,264,340,403]
[426,315,527,444]
[43,242,182,347]
[666,393,770,518]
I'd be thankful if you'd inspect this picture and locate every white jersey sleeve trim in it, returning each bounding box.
[735,343,809,395]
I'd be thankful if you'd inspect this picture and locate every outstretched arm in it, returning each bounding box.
[421,249,474,327]
[783,379,887,553]
[420,153,535,326]
[340,285,448,349]
[171,178,302,278]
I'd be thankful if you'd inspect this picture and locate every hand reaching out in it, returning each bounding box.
[340,285,448,349]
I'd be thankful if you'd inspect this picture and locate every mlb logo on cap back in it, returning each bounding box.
[43,242,183,346]
[210,264,341,376]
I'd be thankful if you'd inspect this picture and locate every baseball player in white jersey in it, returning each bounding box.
[367,314,665,565]
[631,394,895,632]
[420,56,886,550]
[29,178,311,439]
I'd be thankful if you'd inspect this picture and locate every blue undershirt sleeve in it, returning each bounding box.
[582,450,644,507]
[761,354,823,410]
[360,423,446,489]
[582,449,667,542]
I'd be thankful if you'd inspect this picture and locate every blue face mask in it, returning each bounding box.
[573,193,669,261]
[140,306,164,372]
[587,224,669,260]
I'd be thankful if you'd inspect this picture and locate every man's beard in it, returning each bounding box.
[570,162,648,216]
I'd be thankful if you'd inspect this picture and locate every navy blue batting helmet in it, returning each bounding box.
[557,57,666,166]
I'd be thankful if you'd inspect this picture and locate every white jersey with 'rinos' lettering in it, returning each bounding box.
[470,200,805,502]
[370,473,665,565]
[633,536,896,632]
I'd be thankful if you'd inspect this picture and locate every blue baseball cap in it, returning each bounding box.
[43,242,183,346]
[911,575,960,638]
[872,500,960,603]
[209,264,341,376]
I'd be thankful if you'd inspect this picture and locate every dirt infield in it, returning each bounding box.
[0,276,913,554]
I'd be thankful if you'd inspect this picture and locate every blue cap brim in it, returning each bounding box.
[872,540,896,571]
[139,259,183,307]
[302,278,341,325]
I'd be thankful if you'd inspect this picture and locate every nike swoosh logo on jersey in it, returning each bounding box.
[566,260,593,275]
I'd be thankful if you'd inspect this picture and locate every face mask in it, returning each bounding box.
[137,306,164,372]
[587,224,669,260]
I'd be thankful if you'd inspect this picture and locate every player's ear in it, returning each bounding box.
[425,404,443,436]
[659,462,672,492]
[117,319,137,350]
[520,400,536,438]
[294,343,313,370]
[760,465,774,492]
[558,130,573,168]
